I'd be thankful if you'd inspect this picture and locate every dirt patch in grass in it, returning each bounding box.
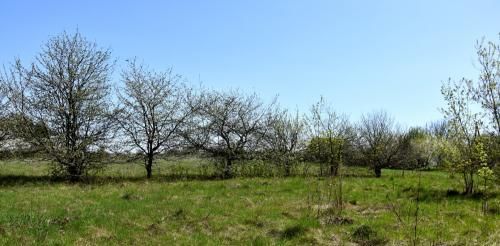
[88,226,115,240]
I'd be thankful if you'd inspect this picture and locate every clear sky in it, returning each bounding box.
[1,0,499,127]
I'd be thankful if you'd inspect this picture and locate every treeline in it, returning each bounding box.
[0,31,498,194]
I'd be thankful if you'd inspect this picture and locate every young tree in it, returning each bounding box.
[357,110,400,177]
[468,35,500,135]
[441,78,484,194]
[306,97,351,176]
[2,31,116,181]
[117,60,193,178]
[440,35,500,192]
[263,107,304,176]
[183,90,270,178]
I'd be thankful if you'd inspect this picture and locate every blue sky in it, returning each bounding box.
[1,0,499,127]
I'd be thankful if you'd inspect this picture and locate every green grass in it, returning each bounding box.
[0,158,499,245]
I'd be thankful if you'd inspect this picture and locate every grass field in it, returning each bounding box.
[0,158,499,245]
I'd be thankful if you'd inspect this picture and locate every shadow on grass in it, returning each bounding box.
[0,170,384,187]
[0,173,221,187]
[400,186,498,202]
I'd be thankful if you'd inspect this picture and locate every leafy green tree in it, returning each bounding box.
[305,136,344,171]
[441,35,500,192]
[439,35,500,193]
[440,136,487,194]
[481,135,500,179]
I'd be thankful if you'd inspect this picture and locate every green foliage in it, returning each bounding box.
[482,135,500,180]
[477,139,494,193]
[472,138,488,168]
[305,137,343,162]
[440,35,500,193]
[440,137,489,194]
[305,136,345,176]
[439,139,463,171]
[478,165,494,189]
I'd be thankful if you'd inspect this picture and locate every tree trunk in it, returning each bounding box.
[463,171,474,195]
[374,166,382,178]
[330,163,338,176]
[224,158,233,179]
[67,160,83,182]
[146,155,153,179]
[284,159,291,177]
[67,164,83,182]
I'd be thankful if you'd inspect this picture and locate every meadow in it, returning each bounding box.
[0,158,499,245]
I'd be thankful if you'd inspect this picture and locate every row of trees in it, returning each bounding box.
[0,31,498,194]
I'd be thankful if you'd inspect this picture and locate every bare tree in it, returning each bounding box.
[263,107,304,176]
[2,31,116,181]
[425,120,449,139]
[1,62,27,146]
[183,90,270,178]
[117,59,193,178]
[357,110,399,177]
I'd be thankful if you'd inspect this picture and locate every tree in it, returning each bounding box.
[397,127,439,170]
[398,127,423,170]
[263,107,304,176]
[2,31,116,181]
[468,35,500,135]
[183,90,270,178]
[440,35,500,193]
[481,135,500,174]
[441,78,484,194]
[0,82,8,147]
[117,59,193,178]
[306,97,351,176]
[425,120,449,139]
[357,110,399,177]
